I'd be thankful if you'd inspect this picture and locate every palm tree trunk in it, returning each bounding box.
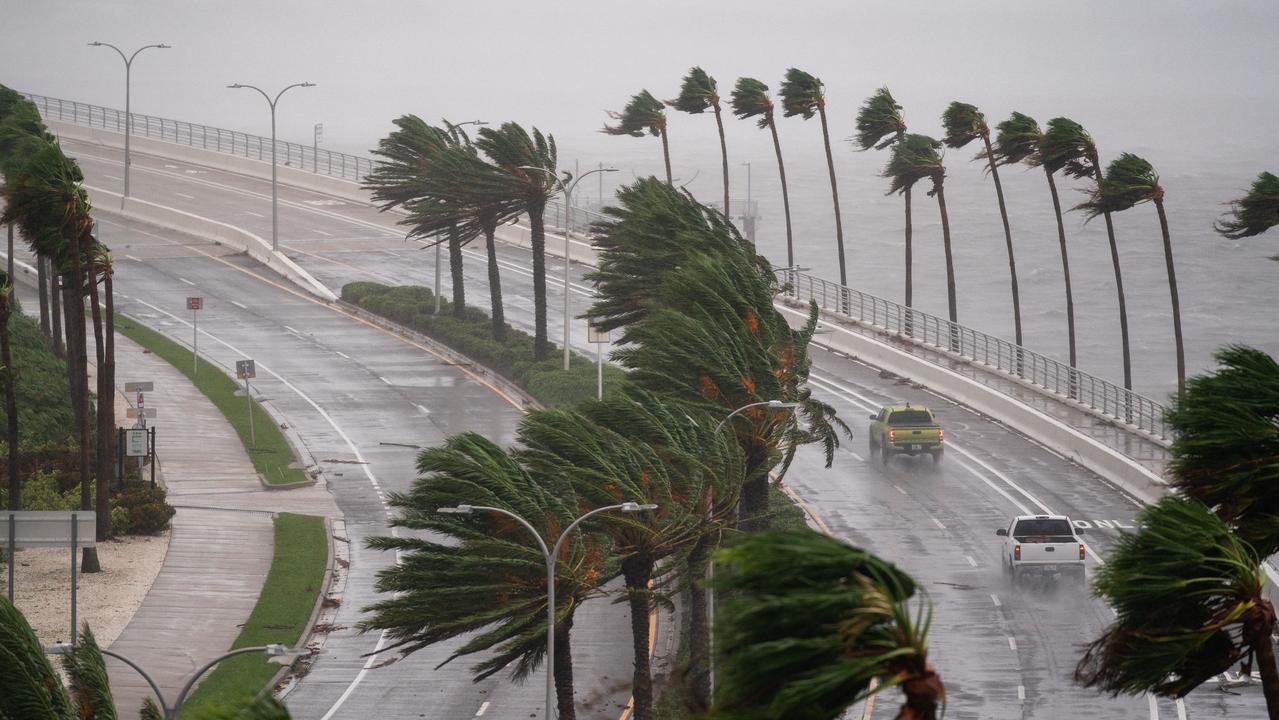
[482,218,506,343]
[5,224,12,286]
[713,103,729,217]
[448,224,465,317]
[1153,195,1185,397]
[554,617,577,720]
[65,234,100,574]
[817,107,847,287]
[1044,170,1077,373]
[1091,156,1133,393]
[1250,607,1279,719]
[660,127,673,186]
[88,272,113,541]
[621,555,655,720]
[2,297,18,511]
[685,530,714,712]
[904,187,913,309]
[37,256,50,338]
[767,120,795,269]
[529,201,549,360]
[933,179,959,352]
[50,263,64,357]
[982,135,1022,353]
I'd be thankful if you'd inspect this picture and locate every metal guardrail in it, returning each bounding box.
[26,91,1169,442]
[777,269,1170,440]
[24,92,375,182]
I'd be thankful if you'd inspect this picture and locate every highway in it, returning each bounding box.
[52,136,1267,719]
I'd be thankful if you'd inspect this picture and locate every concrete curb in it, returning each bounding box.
[266,514,337,694]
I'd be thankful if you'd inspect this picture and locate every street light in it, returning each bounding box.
[517,165,618,370]
[226,81,316,252]
[88,41,171,199]
[437,501,656,719]
[47,642,292,719]
[431,120,487,314]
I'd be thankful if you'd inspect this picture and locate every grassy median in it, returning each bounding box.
[178,512,327,718]
[115,314,307,486]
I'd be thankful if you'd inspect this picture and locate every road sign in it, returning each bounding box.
[124,381,154,393]
[124,428,149,457]
[236,359,256,379]
[127,408,158,419]
[187,297,203,311]
[587,324,610,344]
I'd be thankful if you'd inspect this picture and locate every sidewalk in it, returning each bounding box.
[102,330,340,714]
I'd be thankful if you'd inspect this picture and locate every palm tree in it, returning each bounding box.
[669,67,730,216]
[731,78,794,267]
[854,88,911,305]
[1077,496,1279,717]
[991,112,1078,377]
[361,432,610,720]
[0,91,56,347]
[0,270,17,511]
[1043,117,1132,392]
[1165,345,1279,557]
[474,123,560,359]
[603,90,672,184]
[942,102,1023,351]
[883,134,958,348]
[780,69,847,286]
[1216,171,1279,245]
[87,240,117,535]
[709,529,943,719]
[1077,153,1185,395]
[365,115,468,317]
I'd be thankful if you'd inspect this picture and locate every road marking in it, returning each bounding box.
[230,300,248,310]
[283,325,302,335]
[848,450,865,462]
[313,229,334,237]
[474,702,490,717]
[126,254,143,262]
[990,593,1002,607]
[105,174,122,181]
[415,403,430,414]
[1017,685,1026,701]
[245,210,265,217]
[381,249,402,258]
[318,632,389,720]
[379,376,392,385]
[1007,636,1017,651]
[179,277,196,286]
[175,192,195,200]
[965,555,978,568]
[931,517,946,530]
[1148,694,1159,719]
[1176,699,1187,720]
[335,351,350,359]
[893,484,908,495]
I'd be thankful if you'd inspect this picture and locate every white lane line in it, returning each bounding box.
[230,300,248,310]
[245,210,265,218]
[179,277,196,286]
[990,593,1002,607]
[1017,685,1026,701]
[1007,636,1017,651]
[175,192,195,200]
[313,229,334,237]
[104,174,122,181]
[283,325,302,335]
[1148,694,1160,719]
[1176,699,1187,720]
[126,254,143,262]
[318,632,390,720]
[379,376,392,385]
[931,517,947,530]
[415,403,430,414]
[965,555,978,568]
[381,249,402,258]
[893,484,908,496]
[474,702,490,717]
[335,351,350,360]
[847,450,865,462]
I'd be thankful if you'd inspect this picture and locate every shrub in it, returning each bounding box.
[110,506,131,536]
[18,471,82,511]
[112,483,175,535]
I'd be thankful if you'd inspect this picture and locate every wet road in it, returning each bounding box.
[58,138,1269,719]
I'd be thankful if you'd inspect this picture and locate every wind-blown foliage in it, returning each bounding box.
[730,77,794,266]
[1076,496,1279,716]
[604,90,672,184]
[62,626,118,720]
[0,594,73,720]
[709,530,943,720]
[882,134,958,331]
[780,68,848,286]
[669,67,730,216]
[1216,171,1279,241]
[1166,345,1279,556]
[854,87,906,151]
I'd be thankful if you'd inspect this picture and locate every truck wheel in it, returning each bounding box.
[880,444,891,465]
[869,433,877,454]
[931,448,944,463]
[1010,566,1022,586]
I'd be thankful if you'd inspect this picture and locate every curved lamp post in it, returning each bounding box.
[438,501,656,719]
[47,642,292,719]
[431,120,487,315]
[517,165,617,370]
[226,82,316,252]
[88,41,170,199]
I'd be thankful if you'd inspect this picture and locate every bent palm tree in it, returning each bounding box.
[0,270,16,510]
[1216,171,1279,248]
[1077,496,1279,717]
[991,112,1079,375]
[1077,153,1185,395]
[731,78,794,267]
[603,90,672,184]
[943,102,1022,350]
[1043,117,1132,392]
[854,88,910,305]
[883,135,958,347]
[1165,345,1279,557]
[780,69,847,285]
[669,67,730,216]
[710,530,943,719]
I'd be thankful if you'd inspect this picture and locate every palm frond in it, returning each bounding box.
[62,625,119,720]
[940,101,986,150]
[0,595,73,720]
[853,87,905,151]
[668,67,719,114]
[730,78,775,130]
[882,134,944,196]
[1215,171,1279,239]
[1074,152,1161,220]
[991,111,1043,168]
[778,68,823,120]
[1041,117,1097,180]
[602,90,666,137]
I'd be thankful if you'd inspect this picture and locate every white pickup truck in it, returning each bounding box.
[996,515,1087,585]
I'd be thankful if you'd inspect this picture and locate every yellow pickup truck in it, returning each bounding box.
[867,404,944,464]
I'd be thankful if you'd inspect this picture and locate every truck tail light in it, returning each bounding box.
[888,429,896,441]
[1079,544,1086,560]
[938,428,944,440]
[1014,545,1021,561]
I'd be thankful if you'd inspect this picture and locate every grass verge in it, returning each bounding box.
[341,281,628,408]
[115,313,307,485]
[178,513,327,718]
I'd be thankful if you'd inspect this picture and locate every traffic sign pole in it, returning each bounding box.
[236,360,257,448]
[245,376,255,447]
[187,297,203,375]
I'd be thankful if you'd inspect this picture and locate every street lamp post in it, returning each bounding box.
[47,643,292,720]
[438,501,656,720]
[88,41,170,199]
[516,166,618,370]
[226,82,316,252]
